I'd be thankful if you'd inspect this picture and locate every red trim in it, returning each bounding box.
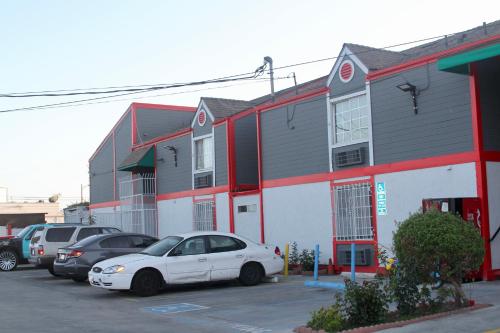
[89,201,120,209]
[367,34,500,81]
[227,119,237,233]
[258,87,328,114]
[112,131,116,201]
[130,102,197,113]
[256,112,265,244]
[156,185,229,201]
[337,265,378,274]
[483,151,500,162]
[154,145,159,237]
[89,109,132,162]
[131,108,137,145]
[470,64,494,281]
[263,151,477,188]
[213,119,227,127]
[132,128,192,151]
[331,178,371,187]
[235,184,259,191]
[231,189,260,197]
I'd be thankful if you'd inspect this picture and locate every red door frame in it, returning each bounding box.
[330,177,379,273]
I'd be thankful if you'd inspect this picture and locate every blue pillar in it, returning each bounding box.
[313,244,319,281]
[351,243,356,282]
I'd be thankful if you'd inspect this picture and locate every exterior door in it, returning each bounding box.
[207,235,246,280]
[233,195,261,243]
[165,236,210,283]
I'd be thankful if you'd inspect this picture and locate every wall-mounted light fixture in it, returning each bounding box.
[396,82,419,114]
[163,145,178,167]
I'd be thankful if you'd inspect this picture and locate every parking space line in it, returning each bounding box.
[143,303,209,315]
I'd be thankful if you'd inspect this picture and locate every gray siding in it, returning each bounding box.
[329,55,366,98]
[332,142,370,170]
[193,107,213,137]
[114,111,132,199]
[89,136,115,203]
[156,134,193,194]
[214,124,228,186]
[371,64,473,164]
[135,108,194,144]
[478,58,500,151]
[234,114,258,185]
[261,96,329,180]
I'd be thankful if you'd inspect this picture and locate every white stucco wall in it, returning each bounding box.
[215,193,230,233]
[233,194,261,243]
[375,162,477,253]
[157,197,193,238]
[263,181,333,263]
[487,162,500,269]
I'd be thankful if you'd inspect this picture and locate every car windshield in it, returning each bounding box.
[140,236,183,256]
[16,226,32,238]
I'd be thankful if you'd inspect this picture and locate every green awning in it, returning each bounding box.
[438,43,500,74]
[117,146,155,171]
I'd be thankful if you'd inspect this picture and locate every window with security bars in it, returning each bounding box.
[334,183,373,240]
[193,200,216,231]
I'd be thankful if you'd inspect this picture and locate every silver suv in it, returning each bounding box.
[29,225,120,275]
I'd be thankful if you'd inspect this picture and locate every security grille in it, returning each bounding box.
[335,148,364,167]
[193,200,216,231]
[333,182,373,240]
[194,174,213,189]
[118,172,158,237]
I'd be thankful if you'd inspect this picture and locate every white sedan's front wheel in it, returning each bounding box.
[132,270,161,297]
[0,250,18,271]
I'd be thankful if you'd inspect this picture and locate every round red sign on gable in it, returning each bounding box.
[198,110,206,126]
[339,60,354,83]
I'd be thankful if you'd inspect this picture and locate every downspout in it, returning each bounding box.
[256,111,265,244]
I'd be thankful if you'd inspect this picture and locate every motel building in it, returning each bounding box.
[89,21,500,280]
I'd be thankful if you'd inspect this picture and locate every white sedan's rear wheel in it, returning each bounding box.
[239,263,263,286]
[0,250,18,271]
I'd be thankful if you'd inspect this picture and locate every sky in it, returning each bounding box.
[0,1,498,208]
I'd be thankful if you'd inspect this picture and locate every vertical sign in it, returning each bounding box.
[376,182,387,216]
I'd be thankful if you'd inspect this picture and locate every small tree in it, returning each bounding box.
[289,241,300,265]
[394,210,484,305]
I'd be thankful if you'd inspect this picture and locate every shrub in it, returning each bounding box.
[300,249,315,271]
[307,305,344,332]
[393,210,484,305]
[337,279,389,327]
[289,241,300,265]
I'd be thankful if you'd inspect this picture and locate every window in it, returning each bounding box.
[45,228,76,242]
[129,236,157,248]
[334,183,373,240]
[238,204,257,213]
[99,236,132,248]
[140,236,183,256]
[333,94,369,145]
[102,227,121,234]
[194,137,213,171]
[171,237,206,256]
[76,228,101,241]
[208,236,244,253]
[193,200,216,231]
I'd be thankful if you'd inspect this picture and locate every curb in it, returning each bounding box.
[294,303,492,333]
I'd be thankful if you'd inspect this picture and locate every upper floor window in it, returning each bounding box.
[195,136,213,171]
[333,94,368,145]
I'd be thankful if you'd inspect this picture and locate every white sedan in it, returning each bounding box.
[88,231,284,296]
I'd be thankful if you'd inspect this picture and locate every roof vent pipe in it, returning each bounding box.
[264,56,275,101]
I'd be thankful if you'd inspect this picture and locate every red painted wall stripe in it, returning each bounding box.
[89,201,121,209]
[156,185,229,201]
[130,102,197,113]
[132,128,192,150]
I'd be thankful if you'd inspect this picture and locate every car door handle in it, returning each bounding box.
[235,254,244,258]
[198,258,207,262]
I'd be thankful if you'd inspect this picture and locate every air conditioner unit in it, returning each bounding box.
[194,174,213,189]
[334,147,365,167]
[339,248,372,266]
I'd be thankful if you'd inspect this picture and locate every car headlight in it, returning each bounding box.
[102,265,125,274]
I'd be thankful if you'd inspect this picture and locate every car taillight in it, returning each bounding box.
[68,250,84,258]
[275,246,281,256]
[37,245,44,256]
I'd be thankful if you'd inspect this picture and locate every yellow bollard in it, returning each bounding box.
[284,243,289,278]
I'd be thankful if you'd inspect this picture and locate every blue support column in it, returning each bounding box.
[351,243,356,282]
[313,244,319,281]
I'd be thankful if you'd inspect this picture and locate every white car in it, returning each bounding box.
[88,231,284,296]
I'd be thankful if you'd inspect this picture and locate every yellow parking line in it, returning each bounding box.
[484,329,500,333]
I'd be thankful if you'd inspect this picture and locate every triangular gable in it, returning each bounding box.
[191,99,215,128]
[327,45,369,87]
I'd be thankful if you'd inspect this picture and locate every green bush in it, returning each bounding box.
[299,249,315,271]
[307,305,344,332]
[394,210,484,305]
[289,241,300,265]
[338,279,389,327]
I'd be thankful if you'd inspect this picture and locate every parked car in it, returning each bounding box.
[29,225,121,275]
[54,233,158,282]
[0,224,56,271]
[89,231,284,296]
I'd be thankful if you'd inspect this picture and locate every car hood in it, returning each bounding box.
[93,253,159,269]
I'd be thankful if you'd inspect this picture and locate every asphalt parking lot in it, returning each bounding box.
[0,266,340,333]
